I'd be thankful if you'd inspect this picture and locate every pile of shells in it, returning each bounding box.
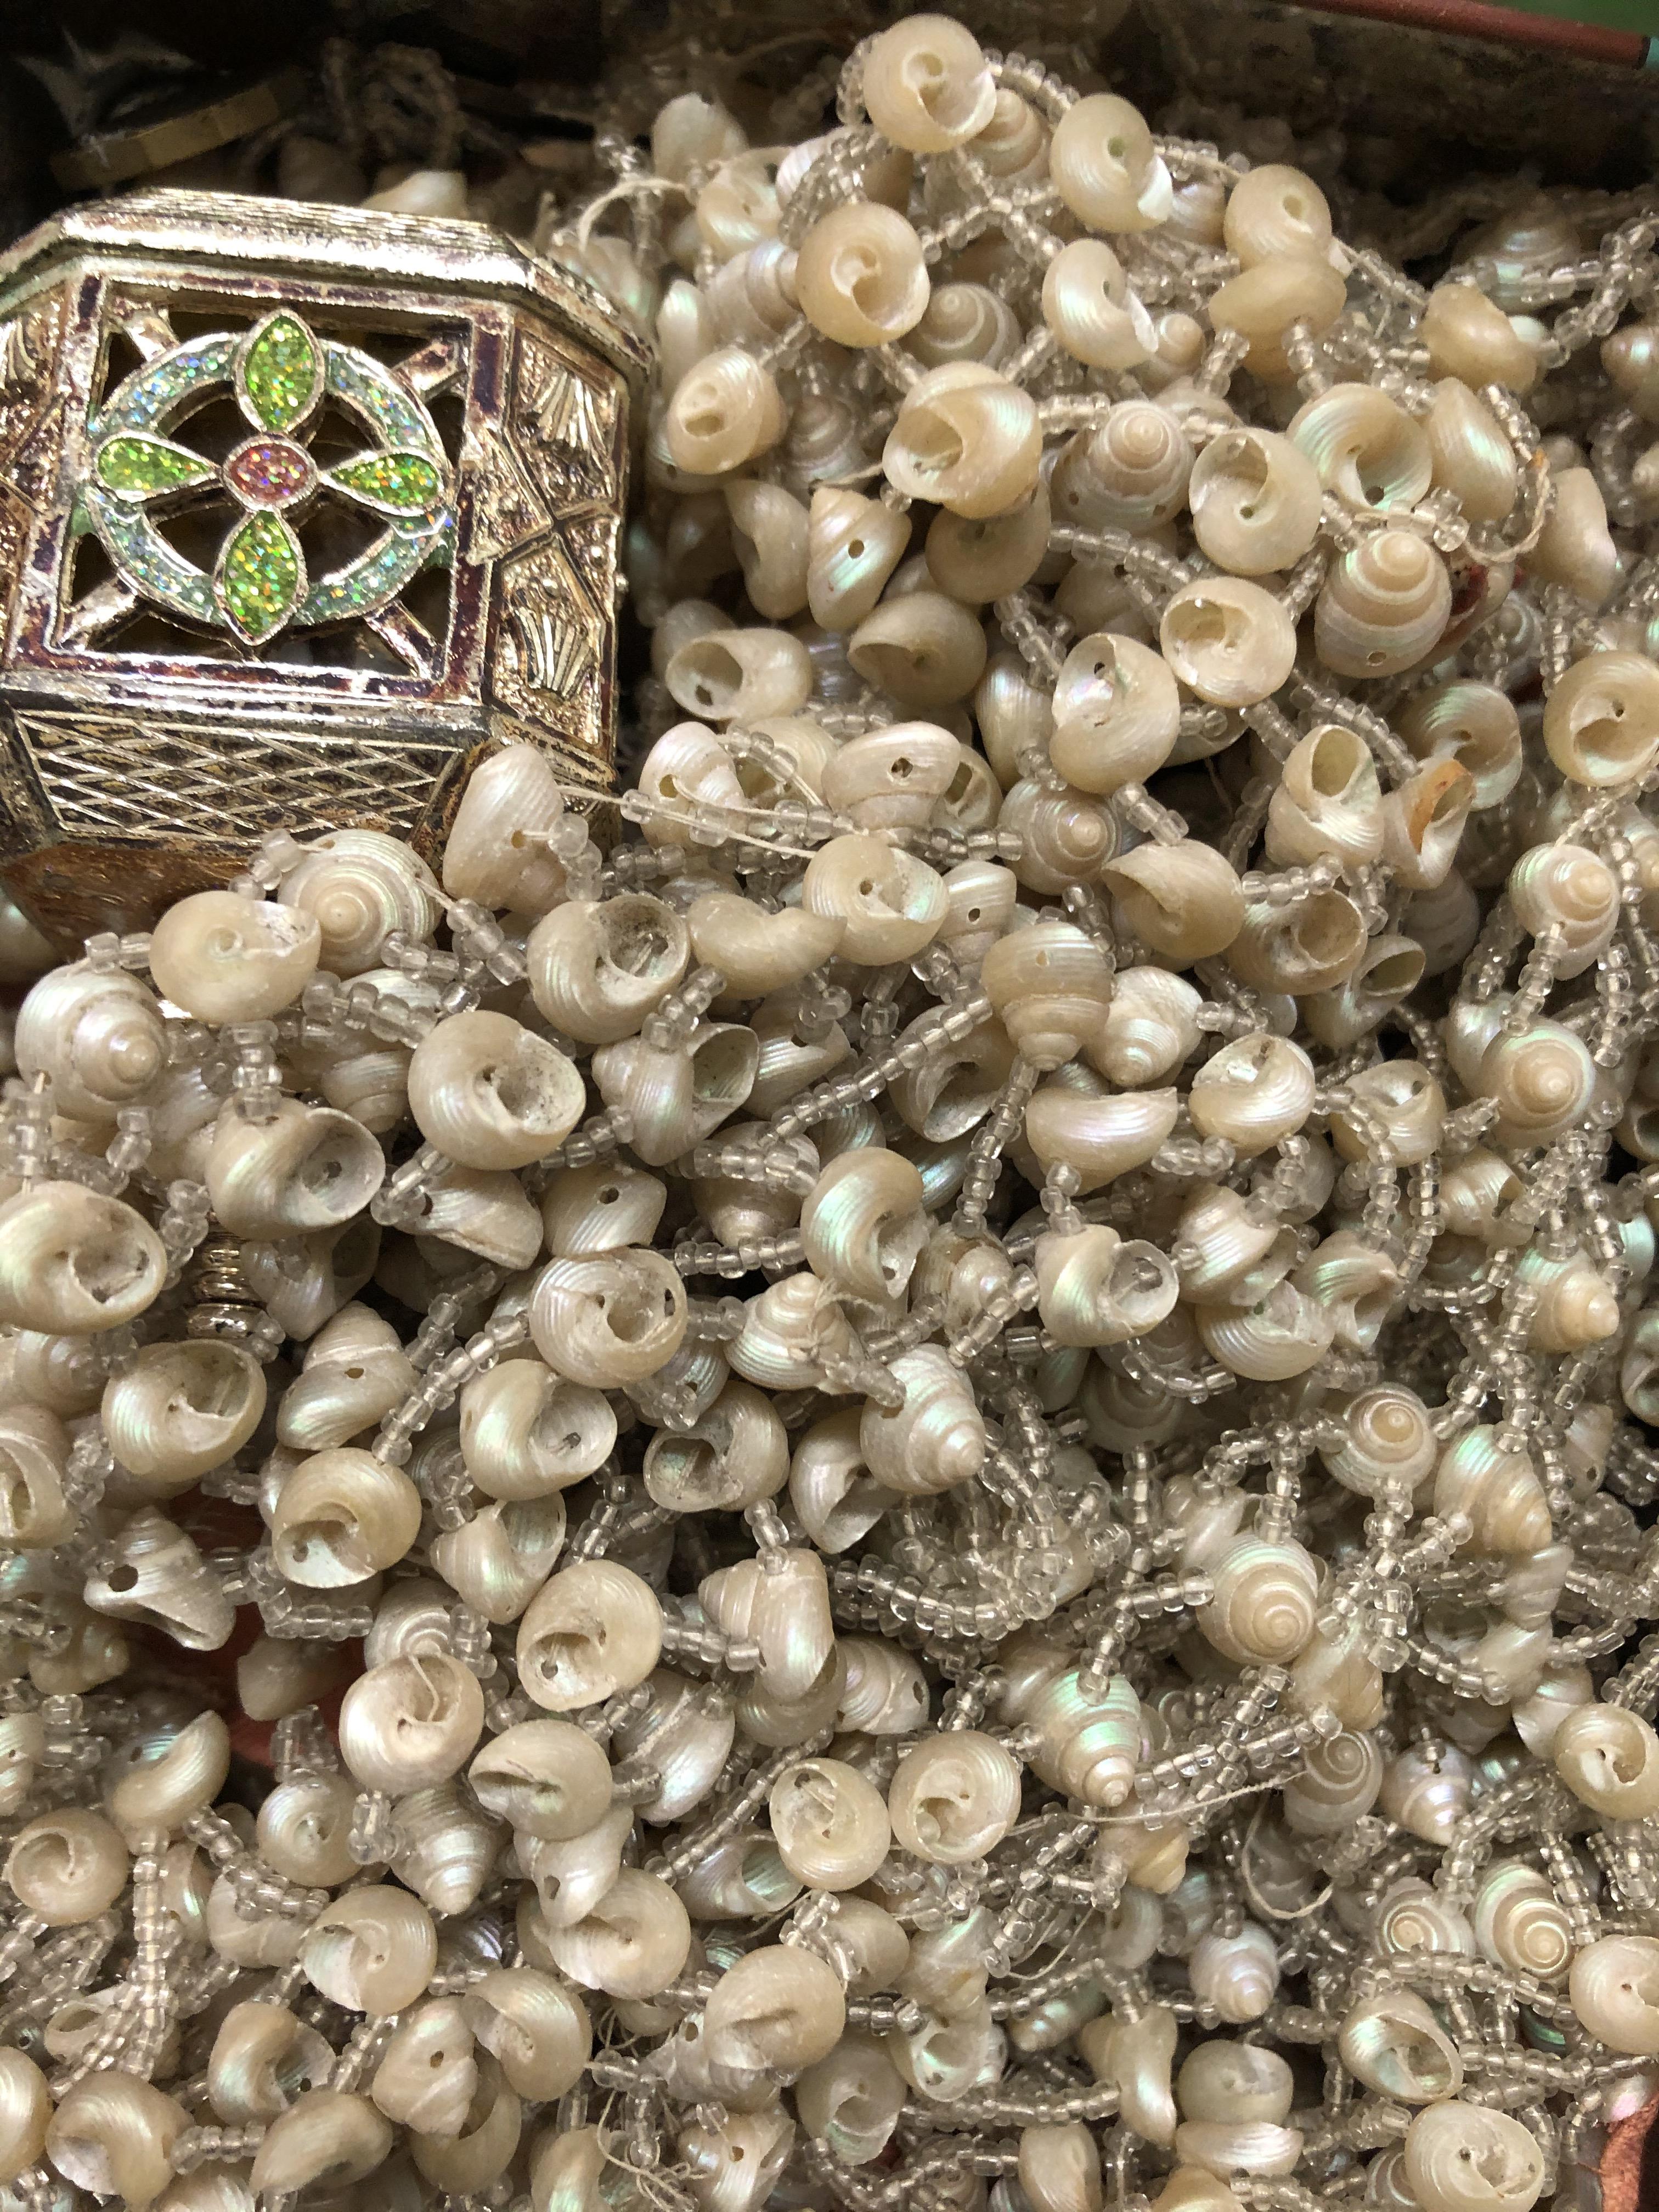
[9,16,1659,2212]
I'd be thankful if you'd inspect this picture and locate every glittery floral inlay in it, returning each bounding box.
[81,307,453,647]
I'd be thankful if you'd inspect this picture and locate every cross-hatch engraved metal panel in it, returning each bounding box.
[17,712,459,843]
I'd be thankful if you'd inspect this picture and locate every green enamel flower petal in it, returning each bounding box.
[238,312,323,436]
[216,510,304,644]
[326,449,444,516]
[93,435,216,500]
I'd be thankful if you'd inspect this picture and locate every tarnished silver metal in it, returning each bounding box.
[0,189,645,947]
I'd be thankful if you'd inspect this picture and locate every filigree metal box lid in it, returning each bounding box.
[0,188,647,948]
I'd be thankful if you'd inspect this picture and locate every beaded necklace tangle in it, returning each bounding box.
[4,15,1659,2212]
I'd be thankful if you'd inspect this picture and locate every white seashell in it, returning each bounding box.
[1379,1743,1475,1846]
[206,1098,384,1239]
[860,1345,985,1494]
[1472,1861,1572,1982]
[1053,404,1192,533]
[888,1731,1022,1863]
[443,744,569,914]
[408,1013,584,1170]
[1337,1989,1462,2104]
[431,1494,567,1623]
[1049,93,1171,232]
[84,1506,236,1651]
[1048,634,1181,796]
[806,488,911,632]
[1188,427,1322,575]
[699,1547,833,1700]
[884,364,1041,520]
[1403,2101,1544,2212]
[1315,531,1452,678]
[1265,724,1384,870]
[1188,1923,1279,2023]
[517,1561,663,1711]
[278,830,439,978]
[0,1184,166,1334]
[1035,1226,1177,1348]
[643,1378,787,1513]
[15,966,166,1123]
[1569,1933,1659,2053]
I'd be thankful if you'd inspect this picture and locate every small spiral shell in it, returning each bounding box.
[883,364,1042,520]
[806,488,911,632]
[1035,1226,1177,1349]
[206,1098,385,1239]
[1197,1536,1320,1666]
[278,830,439,978]
[1087,966,1203,1085]
[1197,1278,1335,1383]
[1315,531,1452,678]
[407,1013,584,1171]
[1426,376,1519,523]
[1471,1861,1572,1982]
[1552,1700,1659,1819]
[15,966,166,1123]
[1290,382,1432,512]
[701,1548,835,1701]
[888,1730,1023,1863]
[665,347,787,475]
[1187,1034,1316,1156]
[1048,93,1172,232]
[802,1148,928,1302]
[1282,1728,1383,1835]
[1042,240,1155,371]
[1188,427,1323,576]
[1569,1933,1659,2053]
[1161,579,1297,708]
[796,202,929,347]
[1379,1743,1476,1847]
[1543,650,1659,786]
[1265,725,1384,871]
[1373,1875,1476,1957]
[1052,404,1192,533]
[517,1560,664,1711]
[1507,841,1620,975]
[1047,634,1181,796]
[981,920,1116,1069]
[1024,1668,1141,1808]
[591,1022,758,1166]
[149,890,319,1024]
[529,1250,689,1388]
[0,1184,166,1335]
[796,2036,906,2165]
[1026,1082,1180,1194]
[1398,679,1523,809]
[1188,1922,1279,2024]
[643,1378,788,1514]
[1403,2101,1544,2212]
[1338,1990,1462,2104]
[861,15,996,152]
[1476,1019,1598,1148]
[859,1342,987,1496]
[85,1506,236,1650]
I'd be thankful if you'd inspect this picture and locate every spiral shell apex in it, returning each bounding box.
[1472,1861,1572,1981]
[1197,1537,1320,1666]
[1315,531,1452,678]
[15,966,166,1122]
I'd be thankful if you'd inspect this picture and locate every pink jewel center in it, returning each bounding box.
[224,437,315,509]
